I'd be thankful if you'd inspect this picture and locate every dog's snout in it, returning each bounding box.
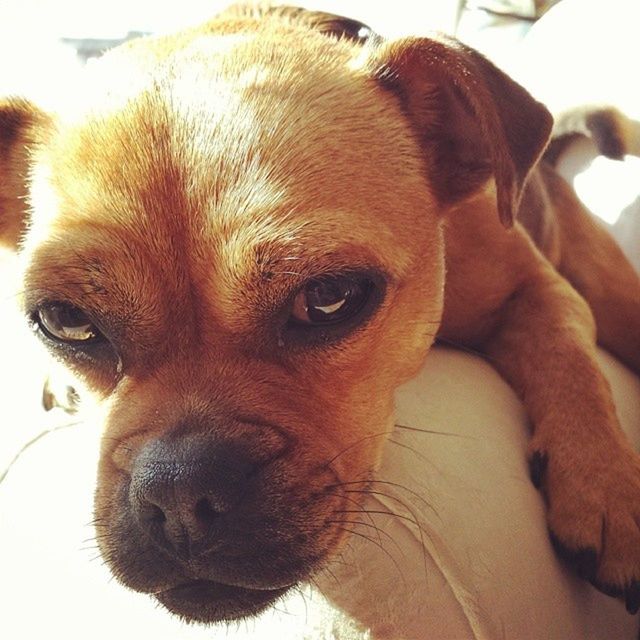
[129,436,256,557]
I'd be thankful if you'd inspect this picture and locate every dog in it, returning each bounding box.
[1,4,639,625]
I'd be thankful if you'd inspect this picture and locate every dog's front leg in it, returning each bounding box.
[477,260,640,612]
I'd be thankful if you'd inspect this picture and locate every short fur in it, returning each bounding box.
[1,5,639,624]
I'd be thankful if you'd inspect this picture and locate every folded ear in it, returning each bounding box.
[368,36,553,227]
[0,98,47,249]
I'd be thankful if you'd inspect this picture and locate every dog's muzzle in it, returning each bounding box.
[98,426,343,623]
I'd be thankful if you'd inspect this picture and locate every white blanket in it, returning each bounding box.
[1,346,639,640]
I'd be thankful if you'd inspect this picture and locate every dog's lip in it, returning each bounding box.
[157,578,291,595]
[155,579,290,622]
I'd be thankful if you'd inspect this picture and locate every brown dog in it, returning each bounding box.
[1,5,640,624]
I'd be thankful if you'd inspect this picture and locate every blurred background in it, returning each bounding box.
[0,0,557,101]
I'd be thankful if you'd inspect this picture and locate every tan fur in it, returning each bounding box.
[1,5,640,623]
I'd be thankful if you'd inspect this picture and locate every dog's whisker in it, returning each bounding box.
[79,545,101,553]
[324,551,351,568]
[99,436,126,446]
[290,589,308,626]
[271,605,295,617]
[335,509,427,535]
[85,518,107,528]
[308,576,323,594]
[1,290,28,302]
[394,423,470,439]
[81,532,110,546]
[321,419,466,478]
[335,480,440,592]
[328,518,404,557]
[319,564,341,590]
[330,476,441,580]
[345,498,431,586]
[345,485,434,586]
[321,430,396,470]
[385,438,450,479]
[329,490,384,547]
[335,526,406,588]
[388,438,441,470]
[345,487,440,527]
[88,553,107,563]
[332,478,434,508]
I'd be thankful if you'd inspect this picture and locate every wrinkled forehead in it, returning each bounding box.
[28,28,432,277]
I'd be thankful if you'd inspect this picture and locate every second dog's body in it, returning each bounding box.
[1,5,639,626]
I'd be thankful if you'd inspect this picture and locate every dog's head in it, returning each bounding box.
[0,6,551,624]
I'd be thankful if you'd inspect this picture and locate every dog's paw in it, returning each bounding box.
[528,443,640,614]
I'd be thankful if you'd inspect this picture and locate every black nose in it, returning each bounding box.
[129,435,256,558]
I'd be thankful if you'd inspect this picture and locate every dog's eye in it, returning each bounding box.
[289,275,373,326]
[35,303,101,343]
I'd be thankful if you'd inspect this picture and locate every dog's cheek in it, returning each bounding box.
[372,224,446,384]
[294,256,445,479]
[300,315,444,478]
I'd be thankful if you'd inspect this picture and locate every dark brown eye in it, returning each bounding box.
[36,303,101,343]
[289,275,373,326]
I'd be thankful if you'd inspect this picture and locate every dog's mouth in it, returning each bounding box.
[97,429,350,624]
[154,579,291,623]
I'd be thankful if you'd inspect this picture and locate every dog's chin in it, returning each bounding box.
[154,580,291,624]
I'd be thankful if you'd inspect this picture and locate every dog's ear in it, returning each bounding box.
[0,98,47,249]
[368,36,553,227]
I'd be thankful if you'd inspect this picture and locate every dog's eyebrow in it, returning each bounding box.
[241,239,391,285]
[216,207,413,288]
[259,251,381,280]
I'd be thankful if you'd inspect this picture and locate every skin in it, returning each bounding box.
[0,5,639,624]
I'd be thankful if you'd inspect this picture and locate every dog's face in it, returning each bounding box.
[0,8,550,624]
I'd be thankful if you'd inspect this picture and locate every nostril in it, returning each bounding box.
[138,501,167,525]
[194,497,222,524]
[149,503,167,524]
